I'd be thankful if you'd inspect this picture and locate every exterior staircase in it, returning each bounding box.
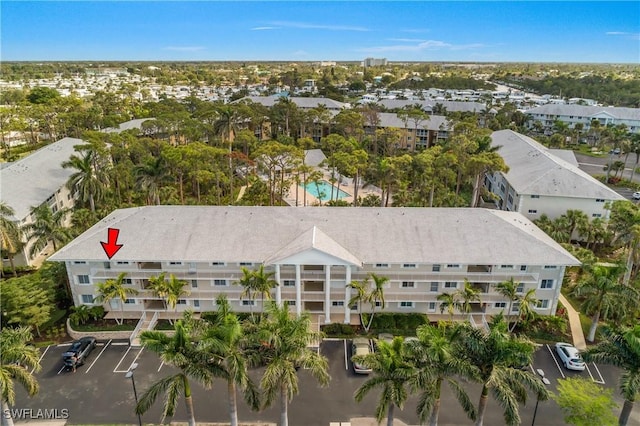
[130,311,158,347]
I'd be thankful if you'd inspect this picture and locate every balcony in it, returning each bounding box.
[139,262,162,270]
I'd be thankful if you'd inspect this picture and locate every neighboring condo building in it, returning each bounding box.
[525,104,640,134]
[50,206,579,325]
[1,137,81,267]
[485,130,625,220]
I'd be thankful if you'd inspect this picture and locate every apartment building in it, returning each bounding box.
[1,137,81,266]
[485,130,624,220]
[364,112,450,150]
[525,104,640,134]
[50,206,579,324]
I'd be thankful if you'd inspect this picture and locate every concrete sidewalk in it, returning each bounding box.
[559,293,587,350]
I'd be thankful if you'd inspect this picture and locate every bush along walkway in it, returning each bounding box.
[558,294,587,350]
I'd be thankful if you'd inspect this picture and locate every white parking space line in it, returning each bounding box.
[157,361,164,372]
[34,345,51,374]
[57,343,72,347]
[127,347,144,372]
[85,339,111,374]
[344,340,348,371]
[591,363,605,384]
[546,344,565,379]
[57,365,66,375]
[586,363,605,384]
[113,346,133,373]
[111,342,129,346]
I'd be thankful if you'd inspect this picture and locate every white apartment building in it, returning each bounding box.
[486,130,625,220]
[525,104,640,134]
[50,206,579,325]
[1,137,81,266]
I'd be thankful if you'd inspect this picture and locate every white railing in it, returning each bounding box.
[129,311,147,346]
[148,311,159,330]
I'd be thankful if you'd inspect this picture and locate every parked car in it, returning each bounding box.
[62,336,97,368]
[610,147,621,155]
[632,192,640,200]
[351,338,372,374]
[555,342,585,371]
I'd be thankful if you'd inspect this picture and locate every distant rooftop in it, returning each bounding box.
[233,95,347,110]
[525,104,640,121]
[103,118,152,133]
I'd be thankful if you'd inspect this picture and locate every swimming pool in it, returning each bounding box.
[301,180,350,201]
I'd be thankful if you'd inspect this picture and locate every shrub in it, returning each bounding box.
[322,323,355,336]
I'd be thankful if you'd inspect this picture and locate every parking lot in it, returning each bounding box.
[14,339,639,425]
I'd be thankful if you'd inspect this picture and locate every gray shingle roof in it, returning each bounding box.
[525,104,640,121]
[377,112,449,131]
[234,96,346,110]
[491,130,625,200]
[103,118,152,134]
[378,99,487,114]
[1,137,82,220]
[50,206,579,266]
[304,149,327,167]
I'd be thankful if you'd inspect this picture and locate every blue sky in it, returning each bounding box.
[2,1,639,62]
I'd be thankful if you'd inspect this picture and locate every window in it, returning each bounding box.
[402,263,416,268]
[104,262,111,269]
[169,261,183,265]
[520,265,527,271]
[446,264,460,268]
[375,301,382,307]
[177,300,187,305]
[531,195,540,199]
[516,283,525,293]
[239,262,253,266]
[432,264,441,272]
[430,282,439,292]
[284,300,295,306]
[512,302,521,313]
[495,302,507,309]
[507,194,513,205]
[332,301,344,307]
[123,278,133,285]
[536,299,550,309]
[116,261,130,265]
[500,265,514,269]
[211,262,225,266]
[81,294,94,304]
[528,209,538,214]
[540,279,554,289]
[242,300,256,306]
[213,279,227,286]
[427,302,436,312]
[193,300,200,308]
[73,261,86,265]
[375,263,389,268]
[500,184,506,192]
[351,304,358,310]
[401,281,415,288]
[592,213,602,218]
[283,280,295,287]
[77,275,90,284]
[124,299,136,304]
[595,198,605,203]
[544,265,557,269]
[399,301,414,308]
[444,281,457,289]
[191,280,198,288]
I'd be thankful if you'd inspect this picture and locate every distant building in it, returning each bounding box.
[365,112,450,150]
[485,130,625,220]
[363,58,388,67]
[525,104,640,134]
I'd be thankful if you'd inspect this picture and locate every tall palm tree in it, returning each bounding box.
[406,322,476,426]
[0,327,41,426]
[200,296,260,426]
[495,278,519,330]
[165,274,190,318]
[251,265,278,311]
[366,273,388,332]
[582,324,640,426]
[510,288,539,333]
[459,315,549,426]
[455,279,481,319]
[235,267,258,317]
[437,292,461,320]
[93,272,139,325]
[137,321,216,426]
[147,272,169,310]
[135,157,168,205]
[354,336,414,426]
[213,105,242,203]
[62,150,109,212]
[257,302,330,426]
[22,204,72,259]
[572,264,639,342]
[0,202,21,277]
[347,279,369,328]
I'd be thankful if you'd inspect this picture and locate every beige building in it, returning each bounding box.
[51,206,579,327]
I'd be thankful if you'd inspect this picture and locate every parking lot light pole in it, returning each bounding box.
[126,363,142,426]
[532,369,550,426]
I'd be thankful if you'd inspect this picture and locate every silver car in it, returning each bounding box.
[555,342,585,371]
[352,338,372,374]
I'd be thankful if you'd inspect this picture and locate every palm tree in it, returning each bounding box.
[572,264,639,342]
[347,273,388,332]
[436,292,460,320]
[510,288,539,333]
[137,321,215,426]
[22,204,72,259]
[460,314,549,426]
[0,327,41,426]
[213,105,242,203]
[495,278,519,330]
[366,273,388,332]
[456,279,481,319]
[354,336,414,426]
[62,151,109,212]
[93,272,139,325]
[582,324,640,426]
[406,322,476,426]
[200,296,260,426]
[0,202,21,277]
[235,267,258,317]
[347,279,369,328]
[135,157,168,205]
[165,274,190,318]
[251,265,278,311]
[147,272,169,310]
[257,302,330,426]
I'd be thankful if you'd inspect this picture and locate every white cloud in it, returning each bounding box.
[164,46,206,52]
[605,31,640,40]
[387,38,427,43]
[251,26,280,31]
[400,28,430,34]
[359,39,486,53]
[269,21,369,32]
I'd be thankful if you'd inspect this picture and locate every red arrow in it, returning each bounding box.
[100,228,123,259]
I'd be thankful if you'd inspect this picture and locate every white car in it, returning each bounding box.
[633,192,640,200]
[555,342,586,371]
[352,338,372,374]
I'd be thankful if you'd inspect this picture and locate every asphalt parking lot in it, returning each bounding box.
[13,339,640,426]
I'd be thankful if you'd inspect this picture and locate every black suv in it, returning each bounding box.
[62,337,97,368]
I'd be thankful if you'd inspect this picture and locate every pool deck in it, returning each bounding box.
[284,172,383,207]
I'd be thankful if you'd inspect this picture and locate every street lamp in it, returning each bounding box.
[126,363,142,426]
[531,369,551,426]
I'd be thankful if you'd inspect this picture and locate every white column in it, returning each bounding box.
[344,265,351,324]
[324,264,331,323]
[275,264,282,307]
[295,264,302,317]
